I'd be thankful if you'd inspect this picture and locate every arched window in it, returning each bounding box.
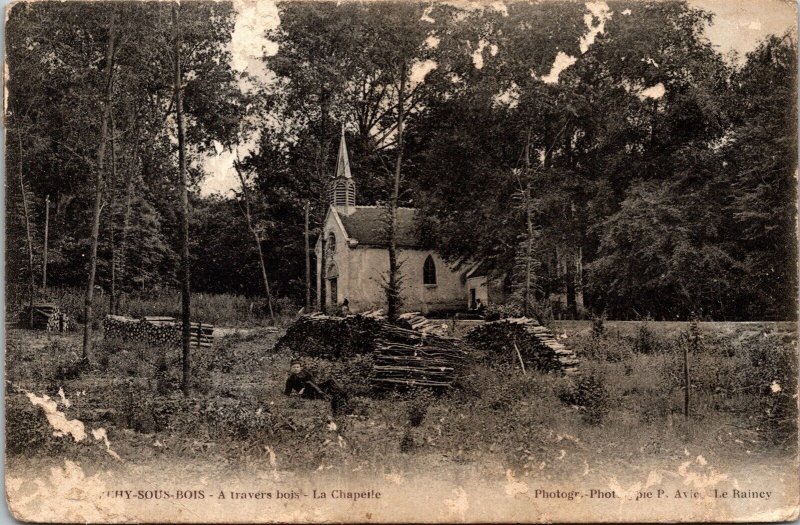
[327,232,336,254]
[423,255,437,285]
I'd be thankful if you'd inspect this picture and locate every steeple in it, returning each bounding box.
[329,124,356,215]
[335,124,352,180]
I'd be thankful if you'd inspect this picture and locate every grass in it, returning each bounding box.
[7,285,298,327]
[4,319,797,482]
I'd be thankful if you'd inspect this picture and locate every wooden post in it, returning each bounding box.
[513,340,527,375]
[42,194,49,291]
[197,322,201,348]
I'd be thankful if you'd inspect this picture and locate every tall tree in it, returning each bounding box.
[172,3,191,394]
[234,156,275,320]
[82,12,116,360]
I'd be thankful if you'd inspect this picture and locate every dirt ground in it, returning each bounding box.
[4,321,798,522]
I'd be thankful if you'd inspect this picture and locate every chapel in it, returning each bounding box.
[315,129,496,314]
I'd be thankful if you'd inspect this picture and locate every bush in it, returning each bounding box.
[748,336,798,444]
[633,319,662,354]
[558,373,610,425]
[5,395,67,455]
[303,354,375,396]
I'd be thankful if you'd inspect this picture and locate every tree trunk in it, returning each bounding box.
[317,92,330,313]
[82,14,116,359]
[234,159,275,321]
[109,114,118,315]
[566,259,577,319]
[320,235,327,312]
[173,3,191,395]
[387,64,407,322]
[523,135,533,318]
[304,199,311,310]
[117,139,139,313]
[42,194,49,292]
[17,131,35,328]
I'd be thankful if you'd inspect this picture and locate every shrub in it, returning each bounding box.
[591,314,606,338]
[407,389,436,427]
[6,395,67,455]
[203,398,274,442]
[633,318,662,354]
[303,355,375,396]
[558,373,610,425]
[747,335,798,444]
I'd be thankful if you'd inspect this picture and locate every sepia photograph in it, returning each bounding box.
[4,0,798,522]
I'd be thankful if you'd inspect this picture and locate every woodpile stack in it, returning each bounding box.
[466,318,579,375]
[273,313,382,358]
[275,312,471,389]
[372,324,469,389]
[18,304,74,332]
[103,315,214,348]
[396,312,452,337]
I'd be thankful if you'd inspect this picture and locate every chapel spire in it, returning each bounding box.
[329,124,356,214]
[335,124,352,179]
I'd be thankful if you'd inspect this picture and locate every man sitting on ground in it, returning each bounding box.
[284,360,326,399]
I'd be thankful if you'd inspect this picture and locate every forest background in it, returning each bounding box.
[5,0,797,323]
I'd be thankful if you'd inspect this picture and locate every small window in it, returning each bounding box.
[327,232,336,253]
[423,255,437,285]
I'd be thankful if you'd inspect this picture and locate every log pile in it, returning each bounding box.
[396,312,452,337]
[273,313,382,358]
[275,313,471,388]
[466,318,579,375]
[18,304,74,332]
[372,324,469,389]
[103,315,214,348]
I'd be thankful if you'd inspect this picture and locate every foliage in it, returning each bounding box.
[4,1,797,323]
[558,373,611,425]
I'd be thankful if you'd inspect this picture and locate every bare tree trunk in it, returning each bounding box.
[117,139,139,313]
[304,199,311,310]
[82,14,116,359]
[17,131,35,328]
[173,3,191,395]
[320,234,327,312]
[387,64,406,322]
[234,159,275,321]
[523,135,533,318]
[109,114,118,314]
[42,194,49,292]
[316,96,331,313]
[566,259,577,319]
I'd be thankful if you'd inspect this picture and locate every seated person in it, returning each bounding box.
[474,298,486,315]
[284,360,325,399]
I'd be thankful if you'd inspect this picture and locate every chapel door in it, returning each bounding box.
[469,288,476,309]
[329,278,338,305]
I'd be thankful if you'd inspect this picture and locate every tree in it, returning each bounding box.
[14,127,36,328]
[82,12,117,360]
[233,156,275,320]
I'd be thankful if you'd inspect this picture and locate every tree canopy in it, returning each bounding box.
[6,0,796,321]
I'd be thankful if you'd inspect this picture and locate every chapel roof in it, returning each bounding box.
[337,206,422,248]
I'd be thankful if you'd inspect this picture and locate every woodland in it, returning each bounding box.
[6,0,797,326]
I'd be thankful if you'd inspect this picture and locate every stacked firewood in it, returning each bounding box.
[103,315,214,348]
[372,325,469,388]
[18,304,74,332]
[396,312,452,337]
[276,313,471,388]
[273,313,382,358]
[466,318,579,375]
